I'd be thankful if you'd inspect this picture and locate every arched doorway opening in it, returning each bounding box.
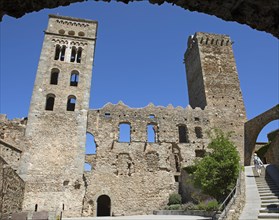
[97,195,111,216]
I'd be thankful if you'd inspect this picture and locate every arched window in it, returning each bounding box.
[54,45,61,60]
[45,94,55,111]
[147,124,157,143]
[70,71,79,86]
[54,45,66,61]
[77,47,82,63]
[60,45,66,61]
[118,123,131,142]
[67,96,76,111]
[86,132,96,154]
[178,125,189,143]
[195,127,203,139]
[70,46,77,62]
[50,68,59,85]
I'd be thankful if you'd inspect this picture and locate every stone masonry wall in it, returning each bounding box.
[82,102,240,216]
[265,132,279,167]
[0,157,25,220]
[0,115,27,171]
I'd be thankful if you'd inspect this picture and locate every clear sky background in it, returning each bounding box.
[0,1,278,142]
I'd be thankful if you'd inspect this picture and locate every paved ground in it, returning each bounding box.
[239,166,262,220]
[63,215,211,220]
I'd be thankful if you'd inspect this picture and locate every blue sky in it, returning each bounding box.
[0,1,278,142]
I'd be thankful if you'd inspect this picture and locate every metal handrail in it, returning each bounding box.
[212,168,242,220]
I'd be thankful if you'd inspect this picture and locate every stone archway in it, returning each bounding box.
[244,105,279,165]
[0,0,278,38]
[97,195,111,216]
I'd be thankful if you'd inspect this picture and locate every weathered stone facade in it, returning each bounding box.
[264,130,279,168]
[0,157,25,220]
[1,15,247,218]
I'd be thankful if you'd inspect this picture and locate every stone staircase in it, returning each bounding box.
[255,168,279,219]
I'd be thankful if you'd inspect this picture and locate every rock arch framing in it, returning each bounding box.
[244,105,279,165]
[0,0,279,38]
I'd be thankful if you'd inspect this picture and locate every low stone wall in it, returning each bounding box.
[0,157,25,219]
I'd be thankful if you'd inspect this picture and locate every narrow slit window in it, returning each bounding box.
[50,69,59,85]
[77,47,82,63]
[45,94,55,111]
[195,127,203,139]
[70,46,77,62]
[67,96,76,111]
[119,123,131,142]
[70,71,79,86]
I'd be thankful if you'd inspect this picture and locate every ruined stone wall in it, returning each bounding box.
[82,102,214,216]
[0,140,21,171]
[0,114,27,150]
[0,157,25,220]
[0,115,27,170]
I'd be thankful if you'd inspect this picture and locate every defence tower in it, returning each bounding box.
[184,32,247,158]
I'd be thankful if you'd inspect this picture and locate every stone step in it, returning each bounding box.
[261,203,279,208]
[257,186,278,189]
[260,192,279,197]
[258,213,279,219]
[257,185,278,188]
[260,207,279,213]
[262,198,279,202]
[256,183,277,187]
[260,195,279,200]
[256,180,276,183]
[258,188,279,192]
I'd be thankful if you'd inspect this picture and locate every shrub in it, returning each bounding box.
[192,129,240,202]
[167,204,182,210]
[168,193,182,205]
[197,199,219,211]
[182,202,196,210]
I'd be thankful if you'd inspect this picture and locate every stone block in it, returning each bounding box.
[32,211,48,220]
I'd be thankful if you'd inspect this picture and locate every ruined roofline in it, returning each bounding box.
[49,14,98,24]
[88,101,208,111]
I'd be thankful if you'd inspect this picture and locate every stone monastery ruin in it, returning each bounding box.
[0,15,248,218]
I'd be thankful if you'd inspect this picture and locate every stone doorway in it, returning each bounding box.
[97,195,111,216]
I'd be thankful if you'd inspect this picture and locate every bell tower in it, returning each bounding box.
[20,15,98,216]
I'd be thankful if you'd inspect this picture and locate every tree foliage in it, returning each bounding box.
[192,129,240,202]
